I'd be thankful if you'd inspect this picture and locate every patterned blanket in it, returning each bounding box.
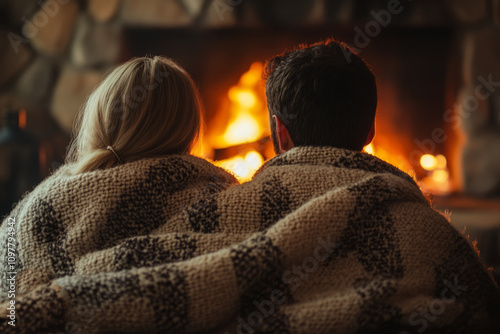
[0,155,237,315]
[1,147,499,333]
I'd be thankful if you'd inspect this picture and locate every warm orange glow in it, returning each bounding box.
[420,154,438,170]
[221,113,261,146]
[229,88,257,109]
[418,153,451,194]
[215,150,264,182]
[420,154,448,173]
[244,150,264,170]
[240,63,262,86]
[365,143,450,194]
[364,144,375,155]
[216,156,248,179]
[196,60,457,194]
[432,169,449,183]
[203,62,271,181]
[213,62,268,149]
[435,154,447,169]
[19,109,26,130]
[366,143,414,176]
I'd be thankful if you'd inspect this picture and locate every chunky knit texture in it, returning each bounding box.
[1,147,499,333]
[0,155,237,299]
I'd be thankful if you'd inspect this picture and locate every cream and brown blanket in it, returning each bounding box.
[1,147,499,333]
[0,155,237,313]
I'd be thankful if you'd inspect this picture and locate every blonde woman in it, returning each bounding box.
[0,56,237,300]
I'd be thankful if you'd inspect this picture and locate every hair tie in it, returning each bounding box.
[106,146,123,164]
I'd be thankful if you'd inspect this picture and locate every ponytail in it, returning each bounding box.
[71,148,122,174]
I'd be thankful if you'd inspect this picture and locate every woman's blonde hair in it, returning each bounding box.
[66,56,203,174]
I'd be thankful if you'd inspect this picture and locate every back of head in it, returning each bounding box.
[264,39,377,151]
[67,56,202,174]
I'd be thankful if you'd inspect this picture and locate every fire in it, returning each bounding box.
[216,150,264,181]
[230,89,257,109]
[364,144,451,195]
[364,143,375,155]
[198,62,454,193]
[420,154,438,170]
[419,154,451,194]
[220,113,260,147]
[363,142,414,175]
[207,62,271,181]
[19,109,27,130]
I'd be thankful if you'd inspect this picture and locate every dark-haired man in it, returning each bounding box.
[266,40,377,154]
[5,40,499,334]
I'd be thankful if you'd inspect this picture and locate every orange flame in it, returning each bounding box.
[364,144,450,194]
[364,143,375,155]
[206,62,270,181]
[215,150,264,182]
[19,109,26,130]
[214,62,267,149]
[197,62,454,193]
[364,142,414,175]
[419,154,451,194]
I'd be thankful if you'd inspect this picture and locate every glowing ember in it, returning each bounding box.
[244,151,264,170]
[432,169,449,183]
[364,143,375,155]
[365,143,451,194]
[19,109,27,130]
[215,150,264,182]
[364,142,414,175]
[420,154,437,170]
[435,154,447,169]
[419,153,451,195]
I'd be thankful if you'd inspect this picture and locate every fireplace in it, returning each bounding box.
[1,0,499,280]
[123,25,457,190]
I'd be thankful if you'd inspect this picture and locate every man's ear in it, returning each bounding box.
[365,123,375,146]
[273,115,294,153]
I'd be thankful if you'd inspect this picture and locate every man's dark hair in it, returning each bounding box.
[264,39,377,152]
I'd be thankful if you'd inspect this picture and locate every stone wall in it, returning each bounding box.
[0,0,454,136]
[0,0,499,196]
[459,26,500,197]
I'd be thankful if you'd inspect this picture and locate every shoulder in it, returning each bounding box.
[159,154,239,186]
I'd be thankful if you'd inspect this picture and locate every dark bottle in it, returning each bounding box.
[0,109,41,218]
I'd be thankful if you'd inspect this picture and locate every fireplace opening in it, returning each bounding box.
[123,26,458,190]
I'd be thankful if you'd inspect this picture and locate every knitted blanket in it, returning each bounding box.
[1,147,499,334]
[0,155,237,301]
